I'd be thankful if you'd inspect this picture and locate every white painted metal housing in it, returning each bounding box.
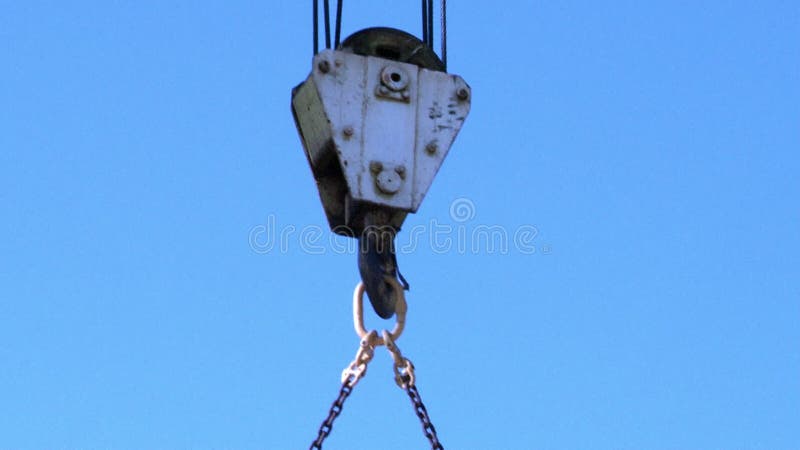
[292,49,470,234]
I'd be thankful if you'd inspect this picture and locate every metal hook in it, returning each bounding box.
[357,227,410,319]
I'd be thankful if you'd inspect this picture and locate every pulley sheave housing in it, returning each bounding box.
[292,27,471,236]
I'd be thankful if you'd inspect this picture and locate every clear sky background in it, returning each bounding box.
[1,1,798,449]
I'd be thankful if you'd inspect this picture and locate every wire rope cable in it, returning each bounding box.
[316,0,447,64]
[334,0,343,48]
[441,0,447,70]
[427,0,434,50]
[422,0,429,46]
[323,0,332,49]
[313,0,319,54]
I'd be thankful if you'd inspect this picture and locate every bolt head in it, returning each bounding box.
[456,87,469,101]
[425,143,437,155]
[369,161,383,174]
[395,165,406,179]
[376,170,402,194]
[343,126,354,138]
[317,60,330,73]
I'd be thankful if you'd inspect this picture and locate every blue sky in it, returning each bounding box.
[1,1,798,449]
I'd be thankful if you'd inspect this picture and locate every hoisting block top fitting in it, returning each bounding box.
[292,27,470,318]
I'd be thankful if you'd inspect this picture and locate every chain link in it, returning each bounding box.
[384,330,444,449]
[310,283,444,448]
[310,332,378,449]
[309,375,355,449]
[382,330,416,388]
[341,331,377,387]
[406,384,444,449]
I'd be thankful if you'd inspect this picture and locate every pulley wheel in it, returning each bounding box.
[339,27,445,72]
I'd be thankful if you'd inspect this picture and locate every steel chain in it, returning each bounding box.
[309,283,444,448]
[309,376,355,449]
[385,330,444,449]
[310,332,377,449]
[406,383,445,449]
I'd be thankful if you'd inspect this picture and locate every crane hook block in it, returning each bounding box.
[291,28,470,318]
[291,27,471,236]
